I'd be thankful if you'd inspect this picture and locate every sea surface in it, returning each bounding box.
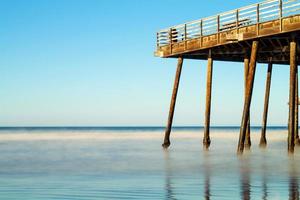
[0,126,299,200]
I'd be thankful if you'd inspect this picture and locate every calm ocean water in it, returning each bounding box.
[0,126,299,199]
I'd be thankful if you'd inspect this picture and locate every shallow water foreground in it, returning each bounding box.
[0,127,299,200]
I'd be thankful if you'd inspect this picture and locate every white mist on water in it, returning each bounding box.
[0,127,298,199]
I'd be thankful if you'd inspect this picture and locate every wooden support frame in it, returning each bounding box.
[244,56,251,150]
[288,40,297,153]
[203,50,213,149]
[260,59,273,148]
[162,57,183,148]
[237,41,259,154]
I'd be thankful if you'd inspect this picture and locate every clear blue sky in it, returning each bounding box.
[0,0,291,126]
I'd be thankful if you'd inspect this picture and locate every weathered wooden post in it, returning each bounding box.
[288,40,297,153]
[203,50,213,149]
[259,59,273,148]
[237,41,259,154]
[244,55,251,150]
[295,66,300,145]
[162,57,184,148]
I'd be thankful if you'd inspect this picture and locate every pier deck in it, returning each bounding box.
[155,0,300,65]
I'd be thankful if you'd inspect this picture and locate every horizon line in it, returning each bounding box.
[0,125,288,128]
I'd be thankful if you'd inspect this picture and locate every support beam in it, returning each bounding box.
[288,40,297,153]
[259,59,273,148]
[162,57,183,148]
[244,56,251,150]
[237,41,259,154]
[295,65,300,145]
[203,50,213,149]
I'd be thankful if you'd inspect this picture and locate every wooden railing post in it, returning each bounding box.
[184,24,187,50]
[157,32,159,48]
[217,15,220,43]
[257,3,260,23]
[217,15,219,30]
[279,0,283,32]
[169,28,173,54]
[236,9,239,34]
[236,9,239,28]
[257,3,260,36]
[200,20,203,47]
[200,20,203,36]
[279,0,283,18]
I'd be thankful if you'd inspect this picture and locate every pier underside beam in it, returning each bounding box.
[203,50,213,149]
[162,57,183,148]
[260,60,273,148]
[237,41,259,154]
[288,40,297,153]
[244,56,251,150]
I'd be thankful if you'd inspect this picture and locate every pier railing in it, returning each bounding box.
[156,0,300,47]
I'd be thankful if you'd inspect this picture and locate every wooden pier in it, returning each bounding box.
[155,0,300,154]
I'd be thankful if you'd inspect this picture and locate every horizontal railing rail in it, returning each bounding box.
[156,0,300,48]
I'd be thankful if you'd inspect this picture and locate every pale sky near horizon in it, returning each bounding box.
[0,0,293,126]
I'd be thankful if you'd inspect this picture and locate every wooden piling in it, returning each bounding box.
[162,57,183,148]
[288,40,297,153]
[203,50,213,149]
[295,65,300,145]
[244,56,251,150]
[237,41,259,154]
[259,60,273,148]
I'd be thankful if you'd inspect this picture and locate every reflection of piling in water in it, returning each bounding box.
[261,153,268,200]
[240,157,251,200]
[262,177,268,200]
[204,153,211,200]
[289,158,299,200]
[204,175,210,200]
[289,176,299,200]
[164,150,177,200]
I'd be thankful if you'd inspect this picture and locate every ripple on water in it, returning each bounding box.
[0,127,298,199]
